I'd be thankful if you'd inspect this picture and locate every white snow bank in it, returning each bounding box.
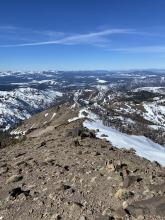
[96,78,107,84]
[78,109,165,166]
[134,87,165,95]
[68,109,89,122]
[68,108,165,165]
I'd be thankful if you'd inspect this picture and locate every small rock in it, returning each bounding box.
[62,184,72,191]
[123,201,129,209]
[101,134,108,137]
[91,176,97,183]
[64,165,70,171]
[93,151,101,156]
[77,150,82,155]
[123,175,142,188]
[50,214,61,220]
[0,167,8,175]
[15,152,26,158]
[115,208,127,218]
[6,175,23,184]
[17,193,27,200]
[106,163,115,172]
[44,157,55,165]
[74,139,80,147]
[115,188,134,200]
[9,187,30,198]
[137,215,144,220]
[79,216,87,220]
[95,215,113,220]
[40,141,46,147]
[102,208,114,216]
[115,161,128,172]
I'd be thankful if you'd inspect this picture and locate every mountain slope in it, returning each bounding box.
[0,88,62,131]
[1,105,165,220]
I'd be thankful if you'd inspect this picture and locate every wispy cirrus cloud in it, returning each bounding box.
[0,25,63,36]
[0,25,20,32]
[0,27,145,47]
[0,25,65,43]
[0,26,163,52]
[111,46,165,53]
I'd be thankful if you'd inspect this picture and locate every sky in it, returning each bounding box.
[0,0,165,71]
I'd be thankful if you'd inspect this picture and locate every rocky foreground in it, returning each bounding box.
[1,105,165,220]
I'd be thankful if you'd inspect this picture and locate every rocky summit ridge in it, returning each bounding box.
[0,104,165,220]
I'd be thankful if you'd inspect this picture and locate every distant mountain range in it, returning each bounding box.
[0,70,165,139]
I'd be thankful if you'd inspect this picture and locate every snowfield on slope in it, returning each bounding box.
[0,88,62,130]
[84,119,165,166]
[134,86,165,95]
[143,102,165,126]
[69,109,165,166]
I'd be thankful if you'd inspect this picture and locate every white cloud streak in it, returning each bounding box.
[111,46,165,53]
[0,26,162,53]
[0,28,138,48]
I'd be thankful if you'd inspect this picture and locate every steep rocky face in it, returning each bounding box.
[0,106,165,220]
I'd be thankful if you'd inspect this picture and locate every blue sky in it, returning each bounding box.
[0,0,165,70]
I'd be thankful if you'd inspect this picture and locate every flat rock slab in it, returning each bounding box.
[28,126,54,137]
[123,175,142,188]
[127,196,165,217]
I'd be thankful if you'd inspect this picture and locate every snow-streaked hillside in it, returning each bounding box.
[84,118,165,166]
[69,108,165,165]
[0,87,62,130]
[0,70,165,137]
[134,86,165,95]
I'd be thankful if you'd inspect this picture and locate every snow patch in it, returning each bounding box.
[50,112,56,121]
[134,87,165,95]
[68,109,90,122]
[78,109,165,166]
[96,78,107,84]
